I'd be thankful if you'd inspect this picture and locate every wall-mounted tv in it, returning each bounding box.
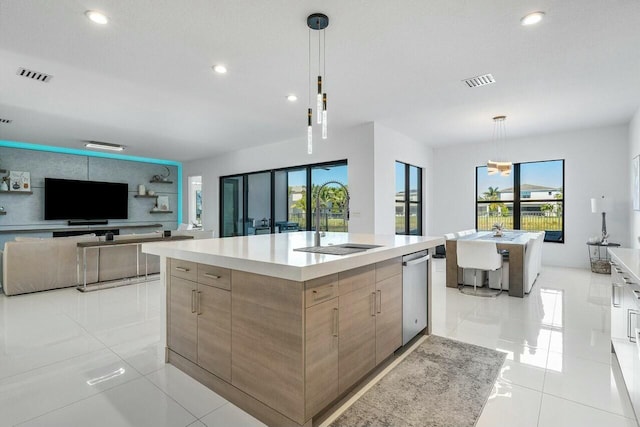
[44,178,129,220]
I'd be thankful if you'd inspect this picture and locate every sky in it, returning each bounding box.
[287,165,348,187]
[477,160,563,195]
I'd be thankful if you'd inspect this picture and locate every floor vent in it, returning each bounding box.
[16,67,53,83]
[0,118,12,124]
[462,73,495,88]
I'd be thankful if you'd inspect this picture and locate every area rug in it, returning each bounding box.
[330,335,506,427]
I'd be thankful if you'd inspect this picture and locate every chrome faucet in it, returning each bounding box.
[314,181,350,246]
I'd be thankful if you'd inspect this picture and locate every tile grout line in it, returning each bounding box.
[540,390,635,420]
[143,371,208,423]
[12,373,143,427]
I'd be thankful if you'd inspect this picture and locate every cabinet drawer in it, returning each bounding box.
[198,264,231,290]
[170,258,197,282]
[375,257,402,282]
[305,274,338,308]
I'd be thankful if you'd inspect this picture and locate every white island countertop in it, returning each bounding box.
[142,232,443,282]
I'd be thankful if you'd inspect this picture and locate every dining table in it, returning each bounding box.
[445,230,535,298]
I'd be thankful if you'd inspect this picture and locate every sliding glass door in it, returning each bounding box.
[220,160,347,236]
[221,176,243,237]
[246,172,272,234]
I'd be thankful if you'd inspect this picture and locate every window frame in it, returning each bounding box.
[395,161,423,236]
[475,159,565,243]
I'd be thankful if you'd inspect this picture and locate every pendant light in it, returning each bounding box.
[306,13,329,154]
[487,115,512,176]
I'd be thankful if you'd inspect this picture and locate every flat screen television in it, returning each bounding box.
[44,178,129,220]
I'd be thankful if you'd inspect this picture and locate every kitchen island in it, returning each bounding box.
[143,232,442,427]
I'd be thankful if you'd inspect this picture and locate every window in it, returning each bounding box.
[476,159,564,243]
[220,160,347,236]
[396,161,422,235]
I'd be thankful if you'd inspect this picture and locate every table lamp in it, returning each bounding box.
[591,196,612,245]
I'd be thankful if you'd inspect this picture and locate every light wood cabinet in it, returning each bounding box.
[168,276,198,362]
[375,273,402,365]
[338,274,376,394]
[231,270,305,424]
[197,284,231,382]
[168,263,231,382]
[167,255,411,427]
[304,297,339,418]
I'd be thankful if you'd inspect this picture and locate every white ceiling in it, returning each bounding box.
[0,0,639,162]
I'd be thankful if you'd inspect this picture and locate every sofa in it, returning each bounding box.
[2,232,163,296]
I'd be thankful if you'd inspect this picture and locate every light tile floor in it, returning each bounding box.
[0,259,637,426]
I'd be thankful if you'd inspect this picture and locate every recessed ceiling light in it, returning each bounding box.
[84,141,125,151]
[212,65,227,74]
[286,94,298,102]
[520,11,545,26]
[85,10,109,25]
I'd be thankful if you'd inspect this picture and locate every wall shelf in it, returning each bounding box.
[150,210,173,214]
[0,190,33,195]
[134,194,159,198]
[0,211,6,215]
[149,179,173,184]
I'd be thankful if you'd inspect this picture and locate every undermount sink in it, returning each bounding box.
[294,243,383,256]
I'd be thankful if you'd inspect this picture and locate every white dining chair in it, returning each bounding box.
[457,240,503,297]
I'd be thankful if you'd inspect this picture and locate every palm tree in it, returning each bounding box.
[481,186,506,216]
[482,186,500,201]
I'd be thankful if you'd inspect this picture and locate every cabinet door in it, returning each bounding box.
[169,277,198,362]
[305,298,339,418]
[197,284,231,382]
[338,283,376,394]
[375,274,402,365]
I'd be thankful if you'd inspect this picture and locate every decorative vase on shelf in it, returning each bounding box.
[0,181,7,192]
[138,184,145,195]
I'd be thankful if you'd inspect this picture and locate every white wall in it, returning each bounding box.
[373,123,433,236]
[430,124,629,268]
[630,108,640,248]
[183,123,375,235]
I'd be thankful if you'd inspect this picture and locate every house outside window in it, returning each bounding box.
[476,159,564,243]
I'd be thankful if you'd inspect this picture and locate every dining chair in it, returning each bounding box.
[456,240,503,297]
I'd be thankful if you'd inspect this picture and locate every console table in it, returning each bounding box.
[76,235,193,292]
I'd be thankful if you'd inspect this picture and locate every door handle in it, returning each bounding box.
[191,289,196,313]
[370,292,376,317]
[203,273,221,279]
[628,309,639,342]
[197,291,202,315]
[175,266,190,272]
[332,308,338,337]
[612,284,622,307]
[377,290,382,313]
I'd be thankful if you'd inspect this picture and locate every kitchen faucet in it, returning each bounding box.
[314,181,350,247]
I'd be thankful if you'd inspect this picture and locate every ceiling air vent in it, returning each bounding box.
[462,73,495,88]
[0,118,12,124]
[16,67,53,83]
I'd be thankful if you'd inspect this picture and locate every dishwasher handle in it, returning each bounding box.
[403,254,430,267]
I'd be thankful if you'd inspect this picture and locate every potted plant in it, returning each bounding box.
[492,222,504,237]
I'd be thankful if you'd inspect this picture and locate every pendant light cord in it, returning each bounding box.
[323,29,326,81]
[308,28,311,107]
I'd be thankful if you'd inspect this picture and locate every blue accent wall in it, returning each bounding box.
[0,140,183,245]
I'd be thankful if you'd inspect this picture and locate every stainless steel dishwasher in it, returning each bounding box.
[402,250,429,346]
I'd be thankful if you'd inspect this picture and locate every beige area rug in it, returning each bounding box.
[330,335,506,427]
